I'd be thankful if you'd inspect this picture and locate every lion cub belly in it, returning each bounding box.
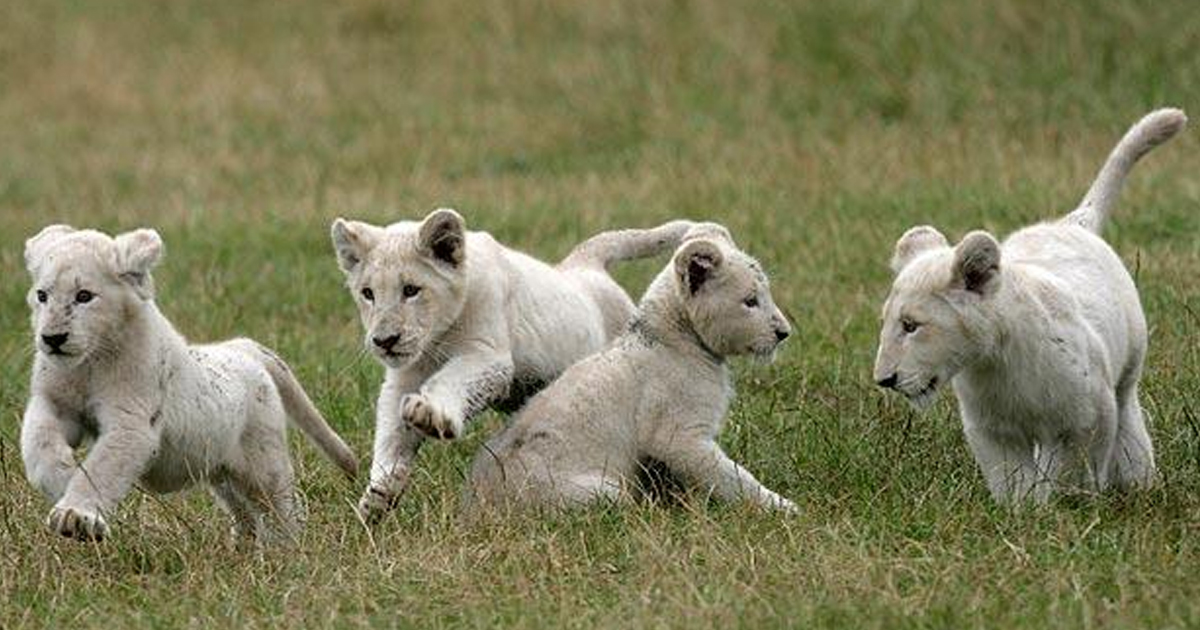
[138,346,271,493]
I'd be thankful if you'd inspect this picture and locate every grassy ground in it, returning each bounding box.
[1,0,1199,627]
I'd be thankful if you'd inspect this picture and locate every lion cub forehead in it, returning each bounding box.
[729,250,767,282]
[360,226,421,264]
[360,234,441,283]
[34,232,117,275]
[382,220,422,235]
[893,248,954,293]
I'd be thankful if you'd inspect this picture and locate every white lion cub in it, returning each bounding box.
[465,225,796,514]
[873,108,1186,505]
[21,226,358,543]
[331,209,694,522]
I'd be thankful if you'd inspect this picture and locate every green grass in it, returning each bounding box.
[1,0,1199,627]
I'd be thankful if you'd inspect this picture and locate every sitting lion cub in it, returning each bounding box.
[873,108,1186,504]
[465,224,797,514]
[21,226,358,543]
[332,209,694,522]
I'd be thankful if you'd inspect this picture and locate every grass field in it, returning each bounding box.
[2,0,1199,627]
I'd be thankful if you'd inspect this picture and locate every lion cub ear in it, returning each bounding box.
[418,208,466,267]
[890,226,948,274]
[674,238,724,295]
[953,231,1001,295]
[114,228,164,299]
[682,222,735,246]
[24,225,77,274]
[331,218,383,274]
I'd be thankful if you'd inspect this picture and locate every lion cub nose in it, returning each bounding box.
[42,333,69,350]
[372,334,401,351]
[875,373,898,390]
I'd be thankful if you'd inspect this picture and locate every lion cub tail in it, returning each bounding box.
[1065,108,1187,234]
[241,341,360,479]
[561,220,695,271]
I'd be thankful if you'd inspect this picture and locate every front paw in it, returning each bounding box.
[46,504,108,541]
[356,467,411,526]
[356,488,396,526]
[401,394,462,440]
[762,492,800,515]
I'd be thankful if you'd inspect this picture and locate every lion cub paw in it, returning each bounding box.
[401,394,462,440]
[356,468,410,525]
[47,505,108,541]
[776,497,800,515]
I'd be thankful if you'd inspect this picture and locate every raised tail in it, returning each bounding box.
[561,220,696,271]
[1065,108,1187,234]
[242,341,359,478]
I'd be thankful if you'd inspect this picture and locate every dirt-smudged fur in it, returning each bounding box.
[21,226,357,544]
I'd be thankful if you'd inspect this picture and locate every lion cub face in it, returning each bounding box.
[24,225,163,366]
[332,209,469,368]
[873,226,1002,408]
[673,234,791,360]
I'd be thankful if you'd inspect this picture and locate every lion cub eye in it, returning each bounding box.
[743,296,759,308]
[402,284,421,299]
[36,290,48,303]
[901,318,920,334]
[75,290,94,304]
[361,287,375,302]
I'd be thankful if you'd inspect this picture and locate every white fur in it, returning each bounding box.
[465,225,796,515]
[21,226,358,544]
[873,108,1186,504]
[331,209,695,523]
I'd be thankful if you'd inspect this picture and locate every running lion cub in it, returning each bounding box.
[332,209,694,523]
[465,224,797,515]
[21,226,358,544]
[873,108,1186,505]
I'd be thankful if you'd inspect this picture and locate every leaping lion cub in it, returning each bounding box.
[873,108,1187,505]
[21,226,358,543]
[331,209,694,522]
[465,224,796,515]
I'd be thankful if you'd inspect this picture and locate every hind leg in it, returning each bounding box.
[557,472,623,508]
[1039,392,1118,497]
[466,448,621,514]
[232,458,304,546]
[1111,387,1156,490]
[209,480,257,547]
[235,407,305,546]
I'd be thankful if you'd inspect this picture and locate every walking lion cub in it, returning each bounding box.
[873,108,1186,504]
[21,226,358,543]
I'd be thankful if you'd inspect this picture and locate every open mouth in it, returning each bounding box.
[376,348,414,365]
[905,377,940,409]
[752,343,780,363]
